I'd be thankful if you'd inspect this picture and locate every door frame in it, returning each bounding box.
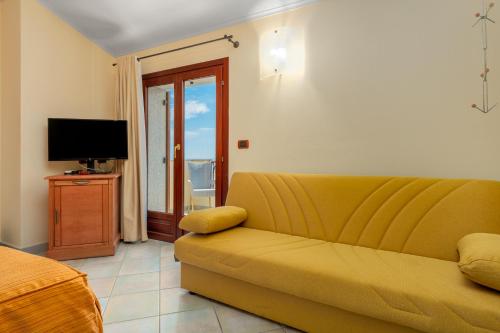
[142,58,229,242]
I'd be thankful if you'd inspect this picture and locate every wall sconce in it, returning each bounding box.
[259,27,304,79]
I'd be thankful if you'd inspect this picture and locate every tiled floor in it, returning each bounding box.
[60,239,302,333]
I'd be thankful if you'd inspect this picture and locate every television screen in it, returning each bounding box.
[48,118,128,161]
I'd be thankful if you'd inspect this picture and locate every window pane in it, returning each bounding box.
[183,76,216,214]
[147,84,175,214]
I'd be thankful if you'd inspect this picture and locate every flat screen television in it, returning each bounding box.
[48,118,128,169]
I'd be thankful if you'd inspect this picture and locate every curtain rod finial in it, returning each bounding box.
[225,34,240,48]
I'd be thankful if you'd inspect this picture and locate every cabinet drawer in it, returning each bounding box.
[54,179,108,186]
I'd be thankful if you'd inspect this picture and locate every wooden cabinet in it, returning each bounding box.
[46,174,121,260]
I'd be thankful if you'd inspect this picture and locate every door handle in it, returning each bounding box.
[174,144,181,159]
[55,209,59,225]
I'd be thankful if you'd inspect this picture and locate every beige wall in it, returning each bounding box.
[1,0,22,247]
[132,0,500,182]
[0,0,115,248]
[0,0,3,242]
[1,0,499,247]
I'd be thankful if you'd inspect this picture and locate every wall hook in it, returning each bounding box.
[471,0,497,114]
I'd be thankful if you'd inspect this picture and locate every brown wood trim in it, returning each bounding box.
[45,173,121,180]
[48,181,55,249]
[221,57,229,203]
[47,244,116,260]
[147,211,172,220]
[147,231,177,243]
[143,58,230,242]
[165,91,171,214]
[54,186,61,247]
[174,73,184,238]
[147,218,174,232]
[54,180,109,186]
[142,58,228,80]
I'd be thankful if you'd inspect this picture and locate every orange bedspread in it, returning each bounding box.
[0,246,102,333]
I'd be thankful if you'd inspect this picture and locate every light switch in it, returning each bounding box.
[238,140,250,149]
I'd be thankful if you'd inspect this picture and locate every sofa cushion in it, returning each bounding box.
[225,173,500,262]
[458,233,500,291]
[179,206,247,234]
[175,227,500,333]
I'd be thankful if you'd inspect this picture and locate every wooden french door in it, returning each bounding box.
[143,58,229,242]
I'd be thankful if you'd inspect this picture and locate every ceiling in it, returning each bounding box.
[38,0,317,56]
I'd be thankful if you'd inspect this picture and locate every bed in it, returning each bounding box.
[0,246,102,333]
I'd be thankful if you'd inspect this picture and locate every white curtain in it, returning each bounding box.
[115,56,148,242]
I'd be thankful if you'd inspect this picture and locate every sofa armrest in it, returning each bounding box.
[179,206,247,234]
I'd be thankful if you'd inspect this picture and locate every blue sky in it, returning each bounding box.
[168,81,216,160]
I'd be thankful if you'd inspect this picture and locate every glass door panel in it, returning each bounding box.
[183,76,217,214]
[143,59,228,242]
[147,83,175,214]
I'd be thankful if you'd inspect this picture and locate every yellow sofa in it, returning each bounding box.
[175,172,500,333]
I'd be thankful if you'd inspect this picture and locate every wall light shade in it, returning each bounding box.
[259,27,304,79]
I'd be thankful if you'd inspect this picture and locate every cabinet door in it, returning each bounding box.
[53,181,109,247]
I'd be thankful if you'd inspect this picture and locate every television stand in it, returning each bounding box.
[45,173,121,260]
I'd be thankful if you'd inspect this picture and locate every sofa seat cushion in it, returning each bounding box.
[175,227,500,333]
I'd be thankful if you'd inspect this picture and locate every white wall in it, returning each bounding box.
[132,0,500,181]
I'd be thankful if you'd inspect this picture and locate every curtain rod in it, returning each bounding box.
[112,34,239,66]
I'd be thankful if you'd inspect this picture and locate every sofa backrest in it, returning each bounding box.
[225,172,500,261]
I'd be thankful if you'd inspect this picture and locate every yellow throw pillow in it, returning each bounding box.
[457,233,500,291]
[179,206,247,234]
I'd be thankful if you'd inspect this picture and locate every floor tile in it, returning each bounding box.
[103,316,159,333]
[145,239,162,246]
[85,248,126,265]
[81,261,122,279]
[103,290,159,324]
[160,267,180,289]
[98,298,109,314]
[160,258,179,271]
[215,303,281,333]
[112,272,159,295]
[60,258,87,269]
[160,308,221,333]
[160,244,174,258]
[126,243,161,259]
[88,277,116,298]
[55,240,291,332]
[119,257,160,276]
[160,288,213,315]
